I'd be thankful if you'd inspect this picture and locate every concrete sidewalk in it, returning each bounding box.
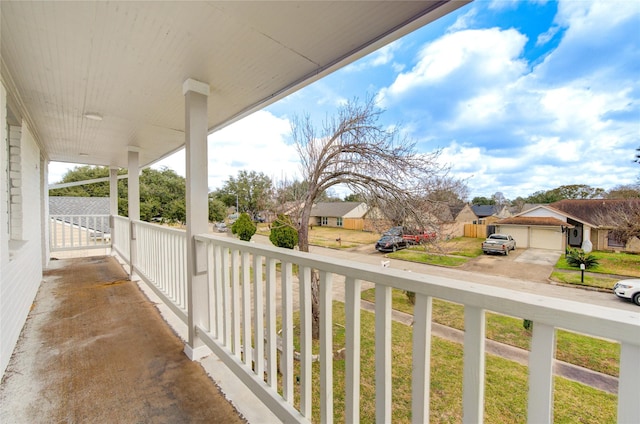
[0,256,245,424]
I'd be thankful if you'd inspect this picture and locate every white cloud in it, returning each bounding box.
[447,7,477,32]
[344,41,401,72]
[153,110,298,191]
[377,27,528,106]
[206,110,298,190]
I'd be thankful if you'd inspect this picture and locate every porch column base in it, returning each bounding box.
[184,343,212,361]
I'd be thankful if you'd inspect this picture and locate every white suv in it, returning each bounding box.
[613,279,640,306]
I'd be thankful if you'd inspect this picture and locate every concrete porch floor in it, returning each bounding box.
[0,255,246,423]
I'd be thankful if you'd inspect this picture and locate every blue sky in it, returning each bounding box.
[51,0,640,201]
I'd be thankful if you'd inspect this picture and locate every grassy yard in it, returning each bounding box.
[284,302,616,423]
[555,250,640,277]
[385,237,485,266]
[256,224,380,249]
[360,288,621,377]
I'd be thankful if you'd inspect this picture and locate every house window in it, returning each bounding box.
[337,217,343,227]
[321,217,328,226]
[607,231,625,248]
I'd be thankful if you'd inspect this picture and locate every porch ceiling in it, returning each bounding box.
[0,1,468,169]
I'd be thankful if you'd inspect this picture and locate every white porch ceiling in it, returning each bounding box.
[1,1,468,169]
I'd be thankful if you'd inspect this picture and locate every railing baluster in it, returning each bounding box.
[375,284,392,423]
[299,266,312,419]
[528,322,555,423]
[265,258,277,388]
[282,261,294,403]
[253,254,264,380]
[222,248,231,347]
[412,294,432,423]
[463,306,486,424]
[320,270,334,424]
[344,276,361,423]
[61,216,66,248]
[618,342,640,423]
[231,249,241,356]
[241,252,252,367]
[214,245,223,339]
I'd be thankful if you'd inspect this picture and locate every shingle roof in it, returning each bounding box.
[496,216,572,227]
[550,199,640,226]
[50,196,110,215]
[310,202,367,218]
[471,204,499,217]
[49,197,111,234]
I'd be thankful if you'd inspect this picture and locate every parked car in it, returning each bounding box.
[214,222,228,232]
[383,226,436,245]
[375,235,409,253]
[482,233,516,255]
[613,278,640,306]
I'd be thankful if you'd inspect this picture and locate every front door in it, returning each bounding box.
[568,225,583,247]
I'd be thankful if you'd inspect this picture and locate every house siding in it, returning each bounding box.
[1,87,44,377]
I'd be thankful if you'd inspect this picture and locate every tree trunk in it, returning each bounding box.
[298,200,322,339]
[310,271,320,340]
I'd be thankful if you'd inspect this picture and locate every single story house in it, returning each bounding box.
[471,204,511,224]
[494,199,640,252]
[309,201,369,230]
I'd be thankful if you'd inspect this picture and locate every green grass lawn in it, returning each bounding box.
[285,302,617,423]
[555,251,640,277]
[360,288,621,377]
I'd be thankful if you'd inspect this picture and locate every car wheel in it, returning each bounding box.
[505,248,509,256]
[633,293,640,306]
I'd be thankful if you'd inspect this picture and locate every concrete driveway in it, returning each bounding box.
[515,248,563,266]
[457,248,562,284]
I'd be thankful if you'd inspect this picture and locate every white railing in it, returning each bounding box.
[132,220,188,323]
[111,215,130,262]
[191,233,640,424]
[49,215,111,251]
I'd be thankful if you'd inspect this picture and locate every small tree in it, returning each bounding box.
[565,248,599,269]
[231,212,256,241]
[269,214,298,249]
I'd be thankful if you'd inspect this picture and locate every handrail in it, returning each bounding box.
[192,233,639,423]
[49,214,111,251]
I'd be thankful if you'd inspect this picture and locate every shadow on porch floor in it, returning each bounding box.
[0,255,246,423]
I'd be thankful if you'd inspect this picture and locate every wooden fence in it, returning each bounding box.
[464,224,488,238]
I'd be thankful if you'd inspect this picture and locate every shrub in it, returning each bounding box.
[565,248,599,269]
[523,319,533,332]
[231,212,257,241]
[269,214,298,249]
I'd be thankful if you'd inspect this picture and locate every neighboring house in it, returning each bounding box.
[494,199,640,252]
[49,196,111,236]
[471,204,511,224]
[430,203,478,239]
[551,199,640,252]
[309,202,368,230]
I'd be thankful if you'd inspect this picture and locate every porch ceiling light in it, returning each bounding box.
[83,112,103,121]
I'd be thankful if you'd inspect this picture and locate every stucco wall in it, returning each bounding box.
[0,96,44,377]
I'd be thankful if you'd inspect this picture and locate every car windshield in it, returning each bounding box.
[491,235,507,240]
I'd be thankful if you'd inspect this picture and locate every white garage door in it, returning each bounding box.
[531,227,563,250]
[497,225,529,248]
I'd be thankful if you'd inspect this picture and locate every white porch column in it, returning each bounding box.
[40,155,49,269]
[183,78,211,360]
[128,148,140,277]
[109,167,119,216]
[109,167,118,250]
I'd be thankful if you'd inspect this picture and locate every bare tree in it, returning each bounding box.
[594,199,640,245]
[291,97,452,338]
